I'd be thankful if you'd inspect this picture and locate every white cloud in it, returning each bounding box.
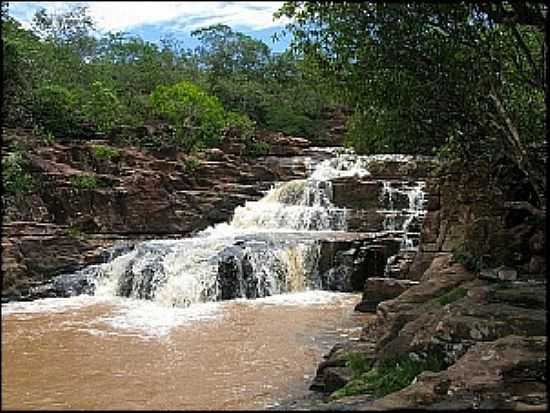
[8,1,288,33]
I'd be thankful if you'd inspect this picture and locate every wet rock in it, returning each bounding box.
[331,179,382,210]
[203,148,227,161]
[355,278,419,313]
[345,209,385,232]
[310,341,377,393]
[313,367,353,393]
[479,268,498,281]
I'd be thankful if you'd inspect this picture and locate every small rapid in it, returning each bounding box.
[32,148,429,308]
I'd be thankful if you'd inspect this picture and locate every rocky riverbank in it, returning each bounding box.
[282,155,547,410]
[2,124,546,410]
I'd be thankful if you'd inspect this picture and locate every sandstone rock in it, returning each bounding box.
[528,255,546,274]
[529,230,545,254]
[345,209,385,232]
[312,367,353,394]
[479,268,498,281]
[355,278,419,313]
[425,194,440,211]
[420,210,440,244]
[497,266,517,281]
[331,179,382,210]
[406,251,447,281]
[310,341,377,393]
[203,148,227,161]
[368,335,547,410]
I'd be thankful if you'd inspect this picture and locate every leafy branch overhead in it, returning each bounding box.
[275,1,546,209]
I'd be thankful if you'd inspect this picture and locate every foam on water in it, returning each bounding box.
[7,149,429,328]
[238,290,358,306]
[96,298,224,338]
[1,295,108,317]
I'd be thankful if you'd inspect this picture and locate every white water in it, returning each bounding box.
[378,180,426,250]
[7,149,429,320]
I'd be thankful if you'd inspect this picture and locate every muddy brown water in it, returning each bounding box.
[2,292,373,410]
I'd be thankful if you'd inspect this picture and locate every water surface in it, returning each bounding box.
[2,292,373,410]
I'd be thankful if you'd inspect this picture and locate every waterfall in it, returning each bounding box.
[378,180,426,250]
[52,149,428,307]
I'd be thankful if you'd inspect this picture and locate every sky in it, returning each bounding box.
[7,1,293,52]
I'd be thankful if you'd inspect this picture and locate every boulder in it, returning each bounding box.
[368,335,547,410]
[355,278,419,313]
[309,341,377,393]
[497,266,517,281]
[528,255,546,274]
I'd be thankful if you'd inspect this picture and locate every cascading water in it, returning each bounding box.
[379,180,426,250]
[52,148,428,307]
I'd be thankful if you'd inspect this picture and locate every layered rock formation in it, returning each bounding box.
[1,127,332,300]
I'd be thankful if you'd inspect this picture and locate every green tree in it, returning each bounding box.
[275,2,546,207]
[191,24,270,82]
[150,81,225,151]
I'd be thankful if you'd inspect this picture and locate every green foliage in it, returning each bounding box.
[83,81,122,132]
[67,225,83,239]
[70,173,98,189]
[276,2,546,205]
[91,144,120,160]
[2,152,34,195]
[32,84,83,136]
[345,352,372,379]
[3,5,336,147]
[150,81,225,152]
[438,287,468,306]
[245,140,270,158]
[224,111,256,141]
[32,125,57,145]
[330,354,444,401]
[181,156,202,173]
[452,244,482,272]
[191,24,270,81]
[264,106,317,138]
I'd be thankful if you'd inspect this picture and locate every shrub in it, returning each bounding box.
[264,105,319,138]
[67,225,83,239]
[452,244,482,272]
[70,173,98,189]
[345,352,372,379]
[32,125,57,145]
[330,354,444,401]
[2,152,34,195]
[223,111,256,141]
[150,81,225,152]
[91,144,120,160]
[181,156,202,173]
[32,84,82,136]
[83,81,122,132]
[438,287,468,306]
[245,140,270,158]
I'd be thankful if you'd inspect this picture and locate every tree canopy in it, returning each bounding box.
[275,1,546,208]
[2,3,332,150]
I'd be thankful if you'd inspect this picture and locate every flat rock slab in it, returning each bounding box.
[355,278,419,313]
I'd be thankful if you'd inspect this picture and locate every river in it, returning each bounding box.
[2,292,373,410]
[2,148,426,409]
